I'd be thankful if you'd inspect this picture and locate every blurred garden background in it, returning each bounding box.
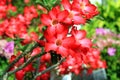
[0,0,120,80]
[83,0,120,80]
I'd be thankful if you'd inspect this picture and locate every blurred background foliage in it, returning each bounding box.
[82,0,120,37]
[82,0,120,80]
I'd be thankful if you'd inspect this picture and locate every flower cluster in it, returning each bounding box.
[0,0,106,80]
[41,0,106,75]
[0,0,16,19]
[0,5,39,40]
[94,28,120,56]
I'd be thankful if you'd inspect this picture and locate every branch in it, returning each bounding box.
[33,58,66,80]
[2,42,39,76]
[35,57,41,75]
[2,49,46,80]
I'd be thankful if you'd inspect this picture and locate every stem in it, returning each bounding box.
[2,49,46,80]
[35,57,41,75]
[2,42,39,76]
[33,58,65,80]
[10,52,45,75]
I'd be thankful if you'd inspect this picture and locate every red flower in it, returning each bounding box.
[61,0,86,24]
[73,0,99,19]
[41,6,68,26]
[71,27,92,48]
[40,6,69,35]
[44,28,75,57]
[24,6,38,24]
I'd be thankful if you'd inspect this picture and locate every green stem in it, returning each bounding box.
[33,58,65,80]
[2,42,39,77]
[2,50,46,80]
[35,57,41,75]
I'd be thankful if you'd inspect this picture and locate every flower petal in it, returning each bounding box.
[58,46,68,57]
[57,10,69,22]
[73,15,86,24]
[45,43,57,52]
[79,38,92,48]
[40,14,51,26]
[61,0,71,10]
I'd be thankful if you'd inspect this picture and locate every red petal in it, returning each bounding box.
[97,60,107,68]
[85,4,96,13]
[64,17,73,24]
[73,15,86,24]
[62,36,75,48]
[15,70,25,80]
[31,47,41,56]
[49,8,57,20]
[40,14,51,26]
[44,29,56,42]
[49,6,61,19]
[71,28,86,40]
[45,43,57,52]
[56,24,68,39]
[61,0,71,10]
[57,10,69,22]
[83,0,90,4]
[79,38,92,48]
[58,46,68,57]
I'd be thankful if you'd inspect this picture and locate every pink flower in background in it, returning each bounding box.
[107,47,116,56]
[96,28,105,35]
[96,28,112,36]
[3,41,14,53]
